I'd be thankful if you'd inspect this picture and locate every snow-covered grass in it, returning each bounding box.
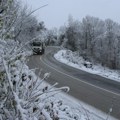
[56,92,117,120]
[54,49,120,82]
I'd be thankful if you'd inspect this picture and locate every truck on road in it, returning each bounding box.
[31,41,45,55]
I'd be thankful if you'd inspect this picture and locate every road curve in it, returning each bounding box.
[28,46,120,119]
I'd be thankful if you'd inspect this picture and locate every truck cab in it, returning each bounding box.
[31,41,45,55]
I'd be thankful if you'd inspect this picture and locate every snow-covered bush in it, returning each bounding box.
[0,40,72,120]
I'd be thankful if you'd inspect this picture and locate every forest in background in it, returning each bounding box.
[48,16,120,70]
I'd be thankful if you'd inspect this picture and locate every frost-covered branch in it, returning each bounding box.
[2,58,27,120]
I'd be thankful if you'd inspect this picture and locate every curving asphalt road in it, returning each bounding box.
[28,46,120,119]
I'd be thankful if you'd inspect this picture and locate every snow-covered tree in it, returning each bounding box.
[57,15,120,69]
[65,16,82,51]
[0,0,19,40]
[45,28,58,45]
[14,6,47,44]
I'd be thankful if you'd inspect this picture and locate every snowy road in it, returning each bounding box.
[28,46,120,119]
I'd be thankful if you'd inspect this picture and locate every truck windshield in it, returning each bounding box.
[32,42,41,46]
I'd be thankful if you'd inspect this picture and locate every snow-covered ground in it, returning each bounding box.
[54,49,120,82]
[57,92,117,120]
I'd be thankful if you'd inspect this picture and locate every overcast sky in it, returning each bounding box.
[21,0,119,29]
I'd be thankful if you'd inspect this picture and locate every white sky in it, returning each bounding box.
[21,0,120,29]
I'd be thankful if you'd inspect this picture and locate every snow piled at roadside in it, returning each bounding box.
[57,92,117,120]
[54,50,120,82]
